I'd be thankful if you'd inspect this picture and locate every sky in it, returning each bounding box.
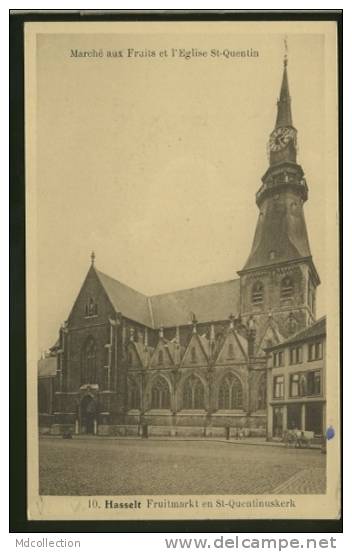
[33,26,329,353]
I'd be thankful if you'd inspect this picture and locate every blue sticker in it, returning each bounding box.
[326,426,335,440]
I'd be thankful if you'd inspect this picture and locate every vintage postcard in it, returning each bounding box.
[25,19,340,520]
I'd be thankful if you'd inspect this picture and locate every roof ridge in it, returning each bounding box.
[96,269,148,299]
[97,268,239,301]
[150,278,239,299]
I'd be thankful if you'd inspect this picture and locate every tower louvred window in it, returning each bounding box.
[252,281,264,304]
[281,276,294,299]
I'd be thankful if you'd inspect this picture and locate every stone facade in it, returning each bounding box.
[38,59,323,439]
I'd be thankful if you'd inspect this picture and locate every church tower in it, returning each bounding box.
[238,56,320,349]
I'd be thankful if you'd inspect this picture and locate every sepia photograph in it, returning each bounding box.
[24,19,340,521]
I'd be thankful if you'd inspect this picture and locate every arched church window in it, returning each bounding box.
[191,346,197,363]
[81,337,97,384]
[257,375,267,410]
[218,374,243,410]
[182,375,205,409]
[128,379,140,410]
[158,350,164,365]
[85,297,98,317]
[151,377,170,409]
[281,276,294,299]
[252,281,264,304]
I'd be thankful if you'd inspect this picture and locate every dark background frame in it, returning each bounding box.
[9,9,343,533]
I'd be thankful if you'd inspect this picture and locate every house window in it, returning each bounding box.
[308,341,323,361]
[151,377,170,409]
[81,337,97,384]
[307,370,321,396]
[273,375,284,399]
[289,346,303,365]
[289,373,300,397]
[190,347,197,363]
[218,374,243,409]
[128,379,140,410]
[183,375,205,409]
[252,281,264,305]
[85,297,98,317]
[273,350,284,367]
[158,350,164,365]
[281,276,293,299]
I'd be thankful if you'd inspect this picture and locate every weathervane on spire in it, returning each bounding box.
[91,251,95,266]
[284,36,288,67]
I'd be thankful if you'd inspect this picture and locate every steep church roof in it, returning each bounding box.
[96,268,240,328]
[150,279,240,327]
[96,269,153,327]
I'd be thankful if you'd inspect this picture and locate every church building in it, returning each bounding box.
[38,57,321,439]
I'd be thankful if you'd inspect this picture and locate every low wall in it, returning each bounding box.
[46,411,267,437]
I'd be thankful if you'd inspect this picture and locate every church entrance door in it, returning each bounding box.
[80,395,96,434]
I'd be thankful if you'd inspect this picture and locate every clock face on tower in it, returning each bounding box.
[269,127,296,152]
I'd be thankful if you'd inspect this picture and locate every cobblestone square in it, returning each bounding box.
[39,437,326,496]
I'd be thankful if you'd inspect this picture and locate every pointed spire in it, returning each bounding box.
[144,327,149,349]
[90,251,95,266]
[275,52,293,128]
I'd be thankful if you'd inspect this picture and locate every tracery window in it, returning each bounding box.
[218,374,243,410]
[81,337,97,384]
[183,375,205,409]
[151,377,170,409]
